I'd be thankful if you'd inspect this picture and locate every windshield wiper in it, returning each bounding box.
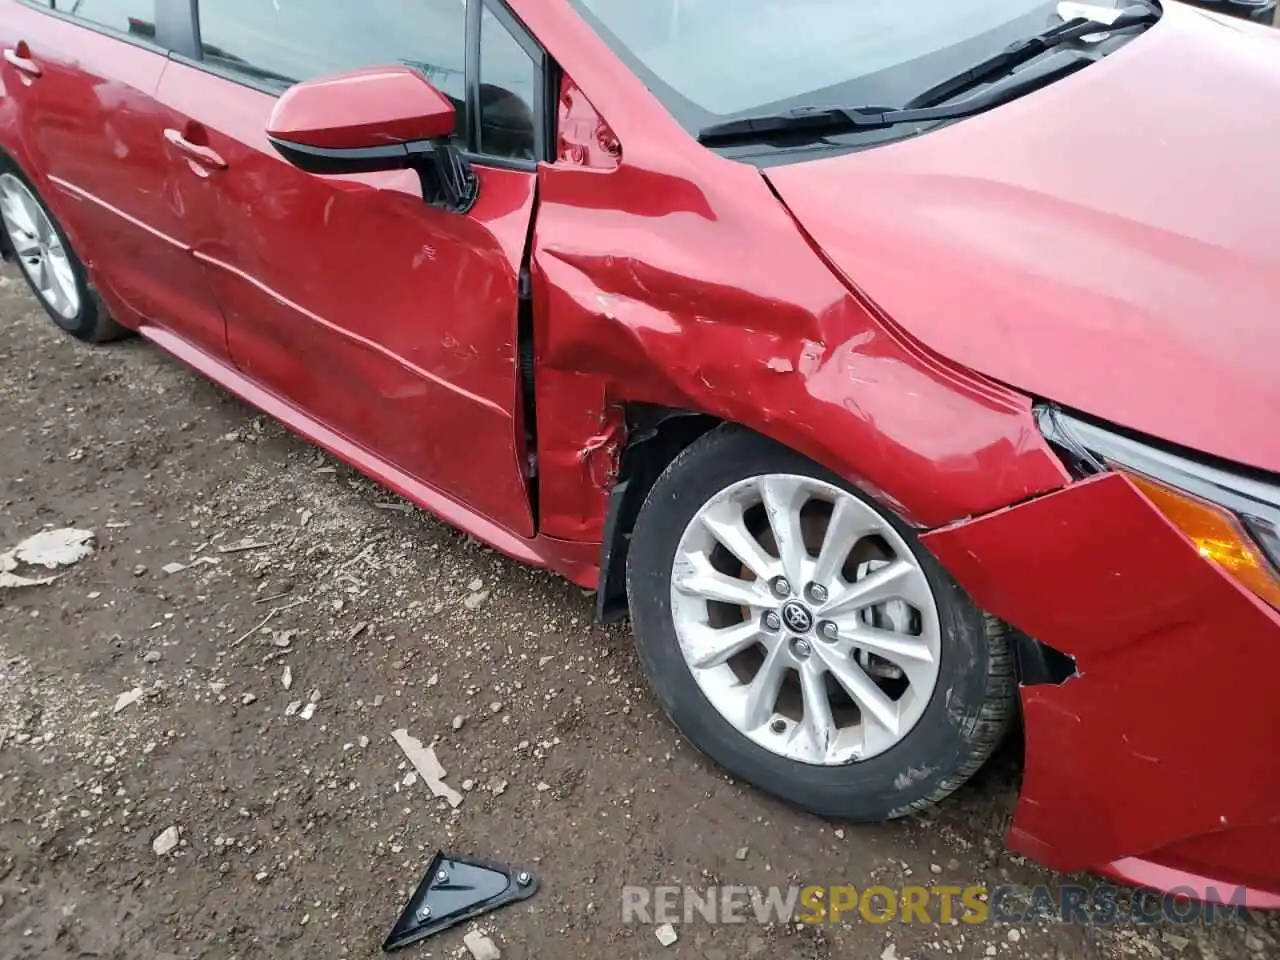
[698,50,1094,146]
[904,3,1159,109]
[697,4,1159,147]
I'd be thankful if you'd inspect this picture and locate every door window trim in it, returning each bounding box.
[15,0,182,56]
[164,0,552,169]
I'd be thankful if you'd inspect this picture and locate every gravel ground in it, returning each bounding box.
[1,265,1277,960]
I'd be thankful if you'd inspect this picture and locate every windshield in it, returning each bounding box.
[570,0,1078,141]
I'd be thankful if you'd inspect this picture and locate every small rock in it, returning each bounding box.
[452,715,465,730]
[881,946,898,960]
[489,779,508,797]
[241,693,257,706]
[1245,933,1265,953]
[299,702,316,721]
[462,779,475,791]
[113,688,143,715]
[1166,934,1190,953]
[489,702,503,714]
[210,682,228,695]
[161,562,187,575]
[142,651,161,664]
[735,847,749,861]
[463,590,490,610]
[281,666,293,690]
[152,826,180,856]
[285,700,302,716]
[462,930,501,960]
[929,863,943,875]
[536,782,551,792]
[655,923,678,948]
[358,736,369,748]
[1008,929,1022,943]
[467,577,484,592]
[271,629,297,648]
[132,565,147,577]
[985,947,997,957]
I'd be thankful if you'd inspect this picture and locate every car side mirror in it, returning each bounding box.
[266,65,478,214]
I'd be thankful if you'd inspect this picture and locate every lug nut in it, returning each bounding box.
[436,869,449,884]
[819,621,838,640]
[517,871,532,887]
[763,611,782,631]
[808,583,828,604]
[791,638,813,659]
[770,718,787,734]
[772,577,791,597]
[416,905,432,920]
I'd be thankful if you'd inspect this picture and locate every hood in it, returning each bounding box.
[766,3,1280,474]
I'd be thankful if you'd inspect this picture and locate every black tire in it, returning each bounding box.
[0,159,127,343]
[626,425,1015,821]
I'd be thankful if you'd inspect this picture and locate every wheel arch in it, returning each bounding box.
[594,404,1080,694]
[595,403,722,622]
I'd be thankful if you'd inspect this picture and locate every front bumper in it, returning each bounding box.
[923,473,1280,906]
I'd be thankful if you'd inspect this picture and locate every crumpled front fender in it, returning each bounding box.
[924,473,1280,903]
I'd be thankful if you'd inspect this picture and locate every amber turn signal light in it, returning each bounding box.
[1124,470,1280,610]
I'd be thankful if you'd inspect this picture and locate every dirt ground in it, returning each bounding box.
[0,259,1277,960]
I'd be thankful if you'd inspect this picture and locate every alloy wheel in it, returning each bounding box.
[0,173,80,320]
[669,474,942,765]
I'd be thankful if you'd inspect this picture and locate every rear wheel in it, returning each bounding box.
[627,426,1015,820]
[0,164,126,342]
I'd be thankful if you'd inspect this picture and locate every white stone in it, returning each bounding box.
[152,826,180,856]
[113,688,143,715]
[463,930,501,960]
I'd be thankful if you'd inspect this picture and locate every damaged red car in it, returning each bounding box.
[2,0,1277,905]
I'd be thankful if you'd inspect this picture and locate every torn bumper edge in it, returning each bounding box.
[923,473,1280,906]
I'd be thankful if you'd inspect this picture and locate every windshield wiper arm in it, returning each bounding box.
[697,50,1093,146]
[904,3,1159,109]
[697,4,1159,148]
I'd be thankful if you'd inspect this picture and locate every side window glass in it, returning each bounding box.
[478,5,538,161]
[194,0,467,132]
[62,0,158,40]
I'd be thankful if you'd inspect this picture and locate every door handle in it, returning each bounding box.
[163,128,227,170]
[3,47,42,78]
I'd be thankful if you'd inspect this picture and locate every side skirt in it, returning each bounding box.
[138,323,597,581]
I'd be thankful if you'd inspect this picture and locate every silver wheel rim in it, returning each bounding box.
[670,474,942,766]
[0,173,80,320]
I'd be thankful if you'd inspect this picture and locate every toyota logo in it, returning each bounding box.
[781,600,814,633]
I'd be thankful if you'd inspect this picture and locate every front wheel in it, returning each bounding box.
[627,426,1015,821]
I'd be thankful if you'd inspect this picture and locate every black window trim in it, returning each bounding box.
[164,0,551,170]
[16,0,179,56]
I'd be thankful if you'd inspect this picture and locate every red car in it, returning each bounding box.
[2,0,1277,905]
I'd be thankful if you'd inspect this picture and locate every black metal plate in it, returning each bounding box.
[382,851,538,952]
